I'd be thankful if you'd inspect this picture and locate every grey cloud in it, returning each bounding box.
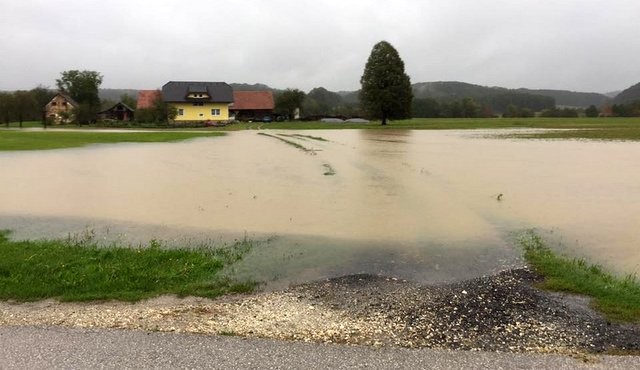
[1,0,639,93]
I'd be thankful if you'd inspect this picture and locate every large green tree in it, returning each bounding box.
[56,70,103,124]
[275,89,306,120]
[360,41,412,125]
[56,70,103,106]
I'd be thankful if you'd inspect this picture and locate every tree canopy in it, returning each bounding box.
[275,89,306,120]
[360,41,412,125]
[56,70,103,107]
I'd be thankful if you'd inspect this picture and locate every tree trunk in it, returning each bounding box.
[381,110,387,125]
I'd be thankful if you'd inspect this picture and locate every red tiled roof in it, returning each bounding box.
[136,90,161,109]
[231,91,275,110]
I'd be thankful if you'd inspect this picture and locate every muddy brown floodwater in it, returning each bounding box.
[1,129,639,288]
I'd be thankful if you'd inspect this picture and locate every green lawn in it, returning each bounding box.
[519,231,640,323]
[0,231,255,302]
[0,130,225,151]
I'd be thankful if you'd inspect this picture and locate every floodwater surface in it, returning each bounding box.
[1,130,639,286]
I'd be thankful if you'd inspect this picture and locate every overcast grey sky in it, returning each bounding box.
[1,0,639,93]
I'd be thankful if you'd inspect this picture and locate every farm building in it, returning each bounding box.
[230,91,275,121]
[161,81,233,122]
[97,102,135,121]
[44,92,78,124]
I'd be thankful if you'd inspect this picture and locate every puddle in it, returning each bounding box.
[1,130,639,286]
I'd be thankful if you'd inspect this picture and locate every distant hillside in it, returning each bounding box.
[230,83,276,92]
[99,89,140,102]
[613,82,640,104]
[605,90,622,99]
[412,81,502,100]
[517,88,609,108]
[336,90,360,104]
[412,81,554,113]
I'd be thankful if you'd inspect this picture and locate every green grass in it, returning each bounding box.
[0,230,256,302]
[0,130,225,151]
[519,230,640,322]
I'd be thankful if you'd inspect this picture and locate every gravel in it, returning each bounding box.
[1,268,638,356]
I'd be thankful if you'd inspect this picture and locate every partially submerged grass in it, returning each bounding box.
[518,230,640,322]
[211,117,640,141]
[257,132,316,154]
[322,163,336,176]
[0,131,225,151]
[502,128,640,141]
[291,134,328,141]
[0,230,256,302]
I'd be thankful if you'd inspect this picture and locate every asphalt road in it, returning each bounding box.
[1,326,639,369]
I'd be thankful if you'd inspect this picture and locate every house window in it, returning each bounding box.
[178,108,184,116]
[51,102,57,106]
[211,108,220,116]
[193,102,204,106]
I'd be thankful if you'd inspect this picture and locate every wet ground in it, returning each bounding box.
[1,129,639,286]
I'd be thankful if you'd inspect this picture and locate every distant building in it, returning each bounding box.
[44,92,78,124]
[136,90,162,110]
[161,81,233,122]
[230,91,275,121]
[98,102,135,121]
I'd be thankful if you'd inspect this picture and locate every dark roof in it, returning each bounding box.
[231,91,275,110]
[136,90,161,109]
[98,102,135,114]
[162,81,233,103]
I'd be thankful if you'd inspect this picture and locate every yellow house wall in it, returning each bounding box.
[170,103,229,121]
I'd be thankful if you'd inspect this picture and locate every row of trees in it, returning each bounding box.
[0,87,55,126]
[0,70,105,126]
[606,102,640,117]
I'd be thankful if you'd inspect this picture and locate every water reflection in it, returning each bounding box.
[1,130,638,285]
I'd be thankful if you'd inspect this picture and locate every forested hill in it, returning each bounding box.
[613,82,640,104]
[99,89,139,102]
[412,81,611,109]
[517,88,610,108]
[412,81,554,113]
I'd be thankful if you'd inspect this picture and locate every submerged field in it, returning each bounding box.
[214,117,640,140]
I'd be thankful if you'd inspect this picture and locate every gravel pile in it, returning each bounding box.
[293,269,640,353]
[1,268,638,355]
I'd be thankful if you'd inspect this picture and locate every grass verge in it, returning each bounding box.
[0,230,256,302]
[519,230,640,322]
[0,131,225,151]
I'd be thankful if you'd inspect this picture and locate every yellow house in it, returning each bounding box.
[162,81,233,122]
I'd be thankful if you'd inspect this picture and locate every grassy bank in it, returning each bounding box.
[0,130,225,151]
[0,231,255,302]
[519,231,640,322]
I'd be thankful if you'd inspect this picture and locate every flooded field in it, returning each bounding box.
[1,130,639,287]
